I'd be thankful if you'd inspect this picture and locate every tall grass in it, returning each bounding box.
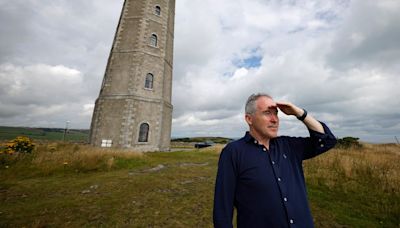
[304,144,399,193]
[0,142,143,177]
[0,142,399,227]
[304,143,400,226]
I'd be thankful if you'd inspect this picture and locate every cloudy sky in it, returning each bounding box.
[0,0,399,143]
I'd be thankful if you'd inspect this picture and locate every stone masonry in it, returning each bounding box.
[89,0,175,151]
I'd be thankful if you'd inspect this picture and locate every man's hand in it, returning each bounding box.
[276,101,303,117]
[276,101,325,133]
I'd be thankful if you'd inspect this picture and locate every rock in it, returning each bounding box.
[128,164,166,175]
[179,162,209,167]
[144,164,165,172]
[90,185,99,189]
[180,180,194,185]
[81,190,91,194]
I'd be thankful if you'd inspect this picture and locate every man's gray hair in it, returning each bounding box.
[245,93,272,115]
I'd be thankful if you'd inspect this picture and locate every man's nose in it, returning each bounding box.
[270,114,278,122]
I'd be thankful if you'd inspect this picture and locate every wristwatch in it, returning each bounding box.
[297,109,307,121]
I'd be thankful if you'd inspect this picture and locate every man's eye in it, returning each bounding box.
[264,110,278,116]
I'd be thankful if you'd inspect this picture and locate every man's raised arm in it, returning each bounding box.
[276,101,324,133]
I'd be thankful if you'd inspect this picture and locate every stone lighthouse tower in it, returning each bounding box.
[90,0,175,151]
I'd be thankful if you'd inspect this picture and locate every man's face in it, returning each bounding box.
[246,96,279,139]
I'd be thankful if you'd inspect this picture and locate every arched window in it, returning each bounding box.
[138,123,149,142]
[155,6,161,16]
[145,73,154,89]
[150,34,158,47]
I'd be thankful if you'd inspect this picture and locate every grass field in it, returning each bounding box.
[0,126,89,142]
[0,142,399,227]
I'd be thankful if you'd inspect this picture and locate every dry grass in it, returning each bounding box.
[34,143,142,164]
[304,143,400,226]
[0,142,399,227]
[304,143,400,193]
[199,144,225,154]
[170,141,195,149]
[1,142,143,176]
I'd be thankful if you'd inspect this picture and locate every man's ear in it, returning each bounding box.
[245,114,253,126]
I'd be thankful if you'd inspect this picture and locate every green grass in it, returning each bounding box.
[308,183,397,227]
[0,143,399,227]
[0,126,89,142]
[0,146,219,227]
[0,126,233,144]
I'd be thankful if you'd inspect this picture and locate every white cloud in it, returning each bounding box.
[81,104,95,117]
[327,0,400,69]
[0,63,83,104]
[172,0,400,142]
[0,63,93,128]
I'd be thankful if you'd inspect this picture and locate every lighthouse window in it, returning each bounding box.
[138,123,149,142]
[145,73,154,89]
[155,6,161,16]
[150,34,158,47]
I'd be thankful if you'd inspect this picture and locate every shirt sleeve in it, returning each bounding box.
[213,144,237,228]
[302,121,337,160]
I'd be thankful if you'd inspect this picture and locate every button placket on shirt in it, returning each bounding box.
[279,152,294,226]
[270,147,286,195]
[261,143,294,226]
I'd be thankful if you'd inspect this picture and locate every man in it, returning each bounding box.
[213,93,337,228]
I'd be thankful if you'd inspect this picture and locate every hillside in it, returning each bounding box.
[0,126,89,142]
[172,136,233,144]
[0,127,235,144]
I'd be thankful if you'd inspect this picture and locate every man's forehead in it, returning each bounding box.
[256,97,277,109]
[264,105,278,111]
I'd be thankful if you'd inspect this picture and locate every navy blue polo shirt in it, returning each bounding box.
[213,122,337,228]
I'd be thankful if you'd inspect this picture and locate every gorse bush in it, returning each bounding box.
[1,136,35,154]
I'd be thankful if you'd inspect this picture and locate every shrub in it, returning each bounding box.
[4,136,35,154]
[336,136,362,149]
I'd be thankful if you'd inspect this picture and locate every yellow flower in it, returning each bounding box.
[6,136,35,153]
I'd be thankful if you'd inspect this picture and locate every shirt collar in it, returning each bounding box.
[244,131,256,143]
[243,131,276,145]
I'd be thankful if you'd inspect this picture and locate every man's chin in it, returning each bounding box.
[266,132,278,138]
[270,134,278,138]
[267,129,278,137]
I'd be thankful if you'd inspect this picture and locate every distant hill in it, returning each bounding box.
[0,126,89,142]
[172,137,233,144]
[0,126,234,144]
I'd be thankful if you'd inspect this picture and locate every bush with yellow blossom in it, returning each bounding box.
[1,136,35,154]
